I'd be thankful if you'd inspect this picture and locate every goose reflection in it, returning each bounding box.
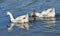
[40,17,56,29]
[7,22,29,31]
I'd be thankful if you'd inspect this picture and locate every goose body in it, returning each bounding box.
[7,12,29,31]
[7,12,29,23]
[31,8,55,18]
[41,7,55,17]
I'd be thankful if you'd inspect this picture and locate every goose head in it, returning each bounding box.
[6,11,11,16]
[6,11,14,22]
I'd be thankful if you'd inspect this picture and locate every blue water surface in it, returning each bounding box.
[0,0,60,36]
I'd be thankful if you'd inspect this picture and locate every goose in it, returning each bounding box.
[35,8,55,17]
[6,11,29,31]
[30,8,55,18]
[6,11,29,23]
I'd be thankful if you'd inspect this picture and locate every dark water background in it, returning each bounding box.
[0,0,60,36]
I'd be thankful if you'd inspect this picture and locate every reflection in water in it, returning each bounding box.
[40,17,56,29]
[29,17,56,30]
[7,22,29,31]
[7,17,56,31]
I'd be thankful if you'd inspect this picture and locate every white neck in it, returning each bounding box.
[8,12,14,22]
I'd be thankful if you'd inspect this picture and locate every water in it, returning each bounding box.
[0,0,60,36]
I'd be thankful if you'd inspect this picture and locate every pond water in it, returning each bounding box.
[0,0,60,36]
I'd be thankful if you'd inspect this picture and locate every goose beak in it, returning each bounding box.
[6,14,9,16]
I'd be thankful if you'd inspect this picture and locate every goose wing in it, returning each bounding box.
[15,15,26,21]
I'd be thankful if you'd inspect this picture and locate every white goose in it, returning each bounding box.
[31,8,55,18]
[7,12,29,23]
[6,11,29,31]
[36,8,55,17]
